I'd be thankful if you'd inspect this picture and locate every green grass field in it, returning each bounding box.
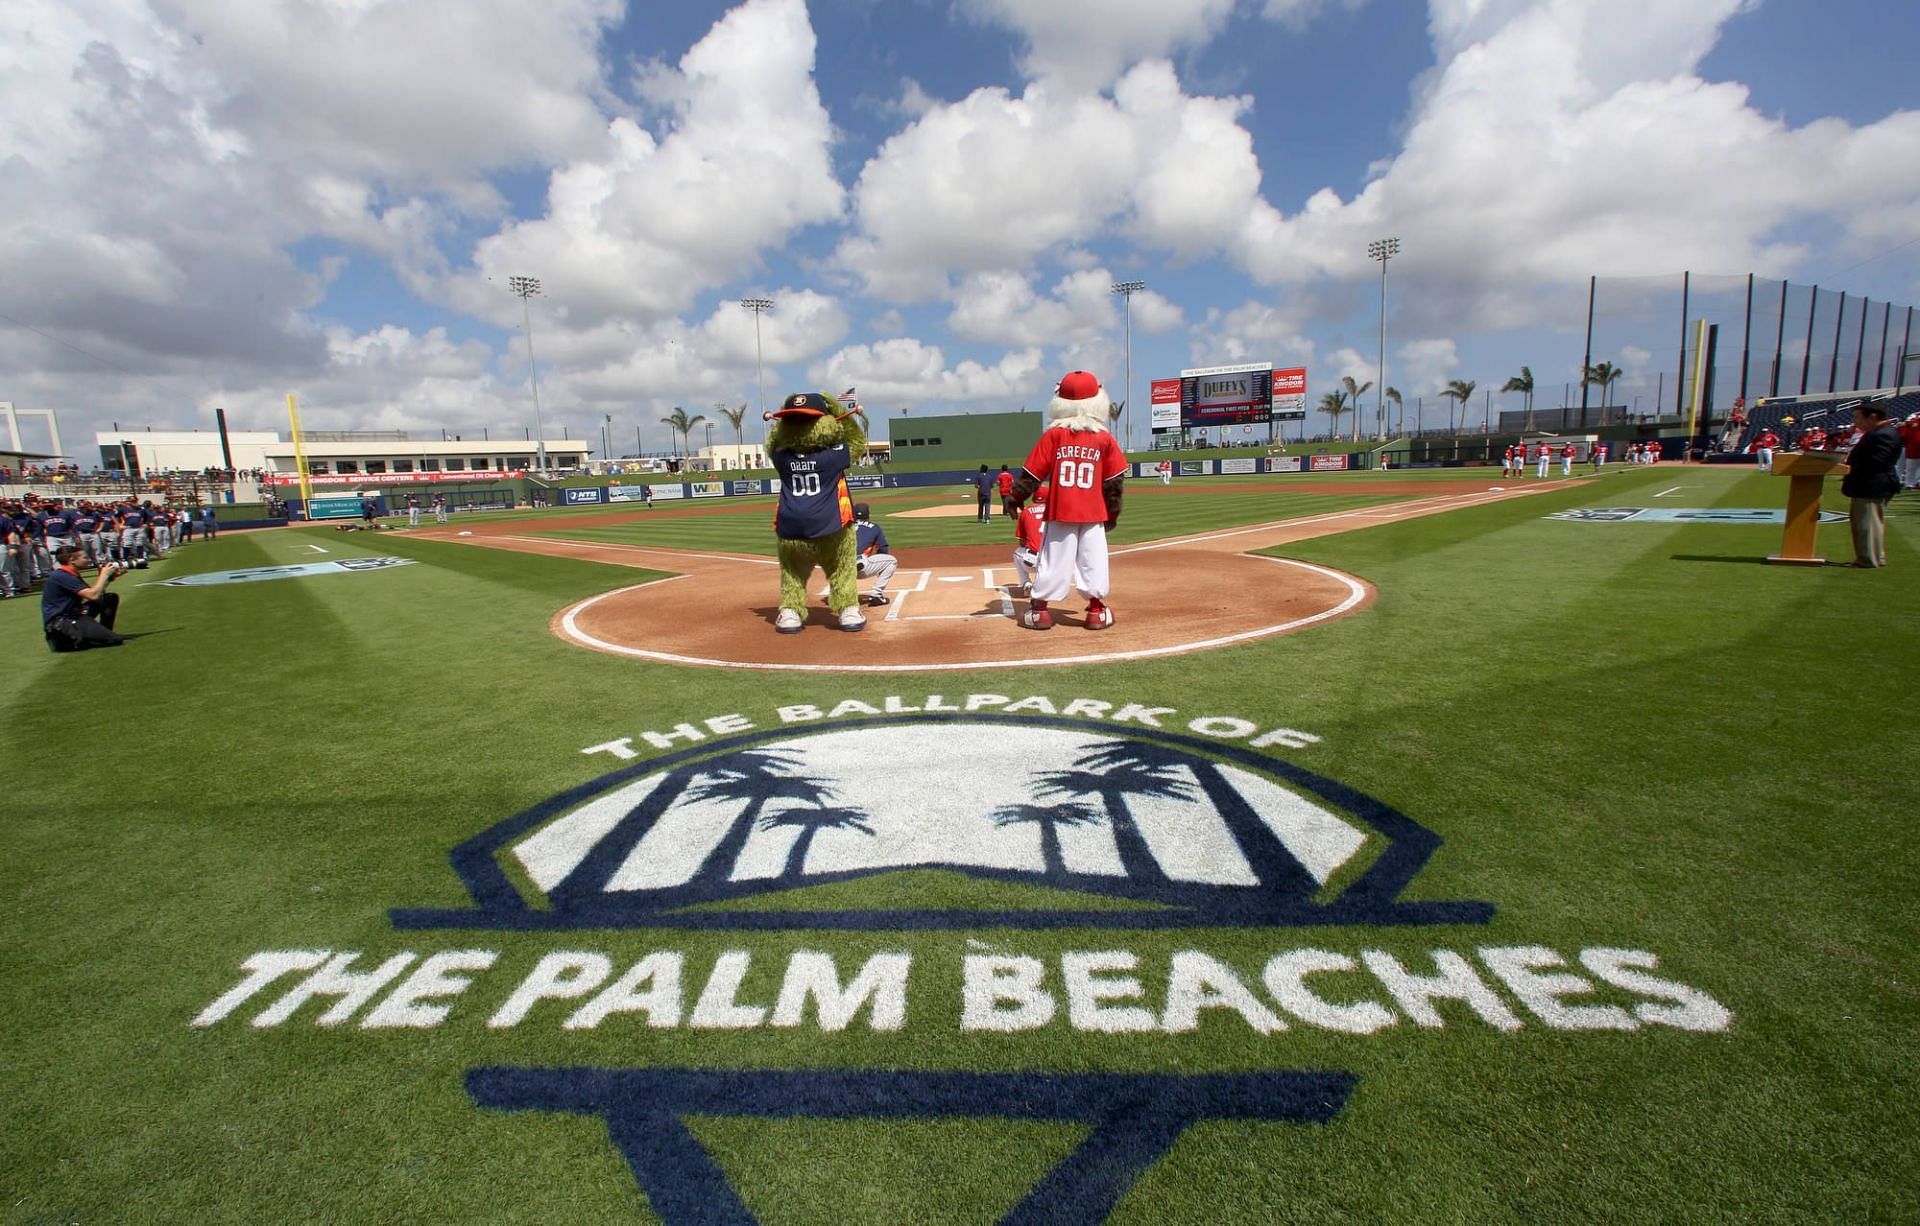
[4,463,1915,1223]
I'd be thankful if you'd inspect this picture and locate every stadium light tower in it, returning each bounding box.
[507,276,548,472]
[1111,280,1146,451]
[1367,238,1399,440]
[741,297,774,419]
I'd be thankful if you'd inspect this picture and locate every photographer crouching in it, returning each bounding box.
[42,545,127,652]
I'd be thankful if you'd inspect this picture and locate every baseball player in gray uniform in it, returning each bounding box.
[852,504,897,606]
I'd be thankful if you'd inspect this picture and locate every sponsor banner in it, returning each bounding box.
[1309,454,1351,472]
[1265,456,1304,473]
[846,474,884,491]
[156,558,416,587]
[307,495,368,520]
[1178,460,1210,477]
[606,487,646,503]
[564,488,606,505]
[730,480,763,496]
[648,483,686,501]
[1220,458,1258,475]
[1545,507,1847,525]
[1273,367,1306,397]
[1180,363,1273,430]
[267,470,526,487]
[1150,379,1183,432]
[689,482,726,498]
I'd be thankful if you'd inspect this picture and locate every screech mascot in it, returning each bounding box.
[765,390,869,633]
[1007,370,1128,630]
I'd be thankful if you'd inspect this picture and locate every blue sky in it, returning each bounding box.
[4,0,1918,454]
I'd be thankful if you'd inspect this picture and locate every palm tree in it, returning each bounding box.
[1384,387,1403,438]
[1502,366,1536,432]
[682,750,836,888]
[1582,361,1622,429]
[1341,375,1373,442]
[717,402,749,469]
[660,406,706,459]
[990,801,1102,877]
[1317,390,1348,438]
[757,804,874,880]
[1441,379,1476,435]
[1037,741,1197,886]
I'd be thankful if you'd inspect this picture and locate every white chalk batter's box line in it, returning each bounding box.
[818,567,1032,621]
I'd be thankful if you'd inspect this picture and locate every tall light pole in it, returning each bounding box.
[1111,280,1145,451]
[741,297,774,419]
[507,275,548,472]
[1367,238,1399,440]
[602,413,612,469]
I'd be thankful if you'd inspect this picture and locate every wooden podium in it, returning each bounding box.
[1767,451,1848,565]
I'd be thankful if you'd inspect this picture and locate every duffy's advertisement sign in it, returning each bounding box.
[193,695,1731,1221]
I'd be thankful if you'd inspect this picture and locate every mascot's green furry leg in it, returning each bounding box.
[777,538,817,615]
[819,527,859,613]
[775,531,862,631]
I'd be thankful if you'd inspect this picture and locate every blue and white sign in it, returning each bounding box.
[564,488,607,505]
[157,557,418,587]
[1547,507,1847,524]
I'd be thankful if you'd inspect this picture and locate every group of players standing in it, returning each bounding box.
[1,495,206,599]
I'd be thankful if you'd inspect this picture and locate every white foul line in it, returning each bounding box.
[1653,487,1684,498]
[306,544,329,554]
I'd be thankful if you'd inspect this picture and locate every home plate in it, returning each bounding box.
[938,575,972,583]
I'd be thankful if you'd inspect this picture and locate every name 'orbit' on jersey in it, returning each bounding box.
[771,441,853,539]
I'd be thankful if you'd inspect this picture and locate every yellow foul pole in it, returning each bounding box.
[286,393,313,508]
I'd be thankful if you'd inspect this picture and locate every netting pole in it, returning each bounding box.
[1852,298,1869,390]
[1874,302,1892,387]
[1579,275,1595,429]
[1770,279,1788,397]
[1827,292,1846,392]
[1800,286,1818,394]
[1739,273,1754,404]
[1675,271,1690,418]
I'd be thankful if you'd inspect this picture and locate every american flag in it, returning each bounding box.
[841,386,860,410]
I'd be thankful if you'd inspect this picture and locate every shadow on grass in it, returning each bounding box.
[1668,554,1772,565]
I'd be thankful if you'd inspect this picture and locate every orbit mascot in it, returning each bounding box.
[1008,370,1128,630]
[765,390,869,634]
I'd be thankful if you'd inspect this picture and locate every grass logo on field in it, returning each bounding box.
[157,557,417,586]
[392,716,1490,931]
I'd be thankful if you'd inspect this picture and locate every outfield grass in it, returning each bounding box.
[2,463,1914,1223]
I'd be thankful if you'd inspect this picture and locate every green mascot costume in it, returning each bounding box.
[764,390,869,633]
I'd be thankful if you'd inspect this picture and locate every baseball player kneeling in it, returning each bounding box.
[852,504,897,606]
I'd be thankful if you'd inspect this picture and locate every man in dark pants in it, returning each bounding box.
[974,465,994,522]
[1841,399,1902,569]
[42,545,127,651]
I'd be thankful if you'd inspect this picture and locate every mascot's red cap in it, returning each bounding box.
[1056,370,1101,402]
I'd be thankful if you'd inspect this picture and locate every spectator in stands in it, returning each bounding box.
[1840,400,1901,569]
[1899,413,1920,490]
[42,545,126,651]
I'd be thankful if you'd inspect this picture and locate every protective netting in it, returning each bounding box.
[1587,274,1916,426]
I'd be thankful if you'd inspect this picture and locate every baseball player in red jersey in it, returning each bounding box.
[1535,442,1551,479]
[1010,485,1049,594]
[1008,371,1127,630]
[1561,442,1577,475]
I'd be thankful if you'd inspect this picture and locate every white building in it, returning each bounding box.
[94,429,590,481]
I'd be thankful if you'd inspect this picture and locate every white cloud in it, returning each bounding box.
[1190,300,1317,367]
[1263,0,1369,29]
[839,60,1268,299]
[809,339,1048,408]
[1238,0,1920,335]
[1394,338,1460,394]
[457,0,843,327]
[964,0,1236,92]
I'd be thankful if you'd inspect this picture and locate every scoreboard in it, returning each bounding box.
[1179,362,1273,429]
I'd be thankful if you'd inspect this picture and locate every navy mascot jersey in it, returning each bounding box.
[772,443,854,540]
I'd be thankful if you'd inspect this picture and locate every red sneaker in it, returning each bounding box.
[1085,599,1113,630]
[1021,598,1052,630]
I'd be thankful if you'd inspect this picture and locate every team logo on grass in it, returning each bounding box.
[391,716,1490,931]
[157,557,417,586]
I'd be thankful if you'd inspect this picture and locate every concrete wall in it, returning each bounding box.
[886,411,1043,466]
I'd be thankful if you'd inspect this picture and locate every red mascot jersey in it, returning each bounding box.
[1021,427,1127,524]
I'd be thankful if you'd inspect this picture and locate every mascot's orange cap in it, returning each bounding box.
[767,391,851,422]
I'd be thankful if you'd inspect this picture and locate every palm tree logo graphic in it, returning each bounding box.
[395,718,1494,931]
